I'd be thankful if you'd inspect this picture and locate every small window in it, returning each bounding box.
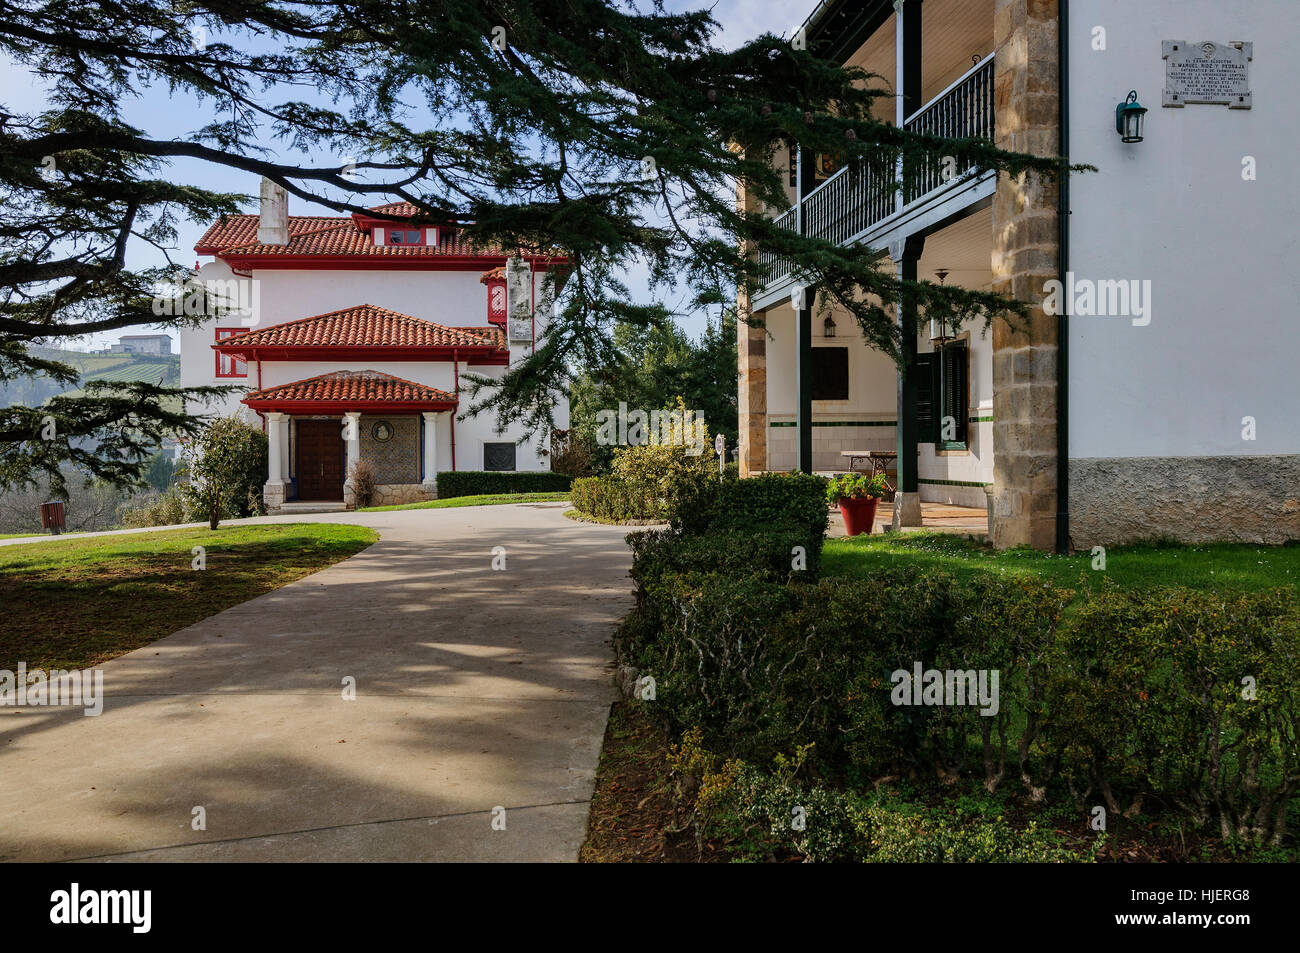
[386,229,423,245]
[214,328,247,378]
[811,347,849,401]
[483,442,517,472]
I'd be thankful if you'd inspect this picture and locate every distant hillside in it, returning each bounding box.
[1,347,180,408]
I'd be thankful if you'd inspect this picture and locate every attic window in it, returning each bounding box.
[386,228,424,245]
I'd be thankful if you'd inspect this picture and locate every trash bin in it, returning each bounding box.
[40,500,65,535]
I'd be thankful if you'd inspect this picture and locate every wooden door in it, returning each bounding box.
[295,419,345,500]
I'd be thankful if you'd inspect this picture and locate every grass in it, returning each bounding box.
[0,522,377,672]
[359,491,569,512]
[823,531,1300,595]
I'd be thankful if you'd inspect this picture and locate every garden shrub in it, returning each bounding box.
[624,543,1068,783]
[119,485,189,528]
[1041,584,1300,845]
[623,508,1300,845]
[349,459,378,508]
[626,526,821,590]
[182,416,268,529]
[434,470,571,498]
[669,729,1093,863]
[570,476,661,522]
[673,472,829,568]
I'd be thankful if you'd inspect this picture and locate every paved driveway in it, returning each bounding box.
[0,503,634,862]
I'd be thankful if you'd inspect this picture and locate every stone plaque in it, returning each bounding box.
[1163,40,1252,108]
[504,255,533,343]
[507,316,532,343]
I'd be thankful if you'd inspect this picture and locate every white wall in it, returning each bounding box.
[1068,0,1300,458]
[178,257,562,471]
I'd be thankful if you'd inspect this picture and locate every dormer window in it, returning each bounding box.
[385,228,424,245]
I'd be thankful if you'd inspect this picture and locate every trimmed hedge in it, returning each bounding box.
[620,529,1300,843]
[570,477,662,522]
[1043,585,1300,844]
[435,470,571,498]
[674,471,830,569]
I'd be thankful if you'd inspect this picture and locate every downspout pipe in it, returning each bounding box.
[1055,0,1071,554]
[451,348,458,472]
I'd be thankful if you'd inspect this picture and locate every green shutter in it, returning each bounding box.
[939,344,969,448]
[915,352,937,444]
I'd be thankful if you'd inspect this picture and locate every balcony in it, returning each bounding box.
[757,52,994,290]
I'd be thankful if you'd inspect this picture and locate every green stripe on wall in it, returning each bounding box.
[770,420,896,428]
[770,417,992,427]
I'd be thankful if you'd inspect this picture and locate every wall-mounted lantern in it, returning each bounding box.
[1115,90,1149,143]
[823,314,837,337]
[928,268,954,344]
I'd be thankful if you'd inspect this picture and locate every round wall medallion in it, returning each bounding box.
[371,420,394,442]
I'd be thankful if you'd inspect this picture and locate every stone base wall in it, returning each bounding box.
[344,482,434,508]
[1070,455,1300,547]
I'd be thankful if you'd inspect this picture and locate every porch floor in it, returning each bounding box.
[277,501,349,515]
[827,501,988,539]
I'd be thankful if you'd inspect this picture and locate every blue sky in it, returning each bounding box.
[4,0,786,353]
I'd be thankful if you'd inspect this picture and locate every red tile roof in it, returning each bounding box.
[244,370,455,405]
[213,304,504,351]
[194,215,500,258]
[480,266,506,283]
[365,201,423,218]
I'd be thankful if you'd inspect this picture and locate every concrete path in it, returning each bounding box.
[0,502,634,862]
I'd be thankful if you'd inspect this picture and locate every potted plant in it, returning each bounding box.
[826,472,888,537]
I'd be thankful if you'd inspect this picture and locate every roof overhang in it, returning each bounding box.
[242,397,459,414]
[214,253,570,272]
[212,343,509,365]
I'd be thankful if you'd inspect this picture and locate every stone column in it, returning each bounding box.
[990,0,1061,550]
[422,411,440,497]
[736,172,767,477]
[263,412,286,510]
[891,238,925,530]
[343,412,361,507]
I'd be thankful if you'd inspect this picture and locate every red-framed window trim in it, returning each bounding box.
[374,226,434,247]
[486,278,507,326]
[214,328,248,378]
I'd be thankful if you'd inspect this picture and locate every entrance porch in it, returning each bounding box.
[243,370,457,511]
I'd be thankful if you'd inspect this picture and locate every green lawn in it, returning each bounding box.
[823,531,1300,594]
[0,523,377,671]
[359,491,569,512]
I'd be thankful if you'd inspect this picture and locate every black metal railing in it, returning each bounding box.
[756,52,995,289]
[903,53,995,202]
[801,158,896,249]
[755,205,797,283]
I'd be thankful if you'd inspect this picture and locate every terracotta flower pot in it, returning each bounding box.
[838,496,879,537]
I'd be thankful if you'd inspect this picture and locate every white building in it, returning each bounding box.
[111,334,173,356]
[180,179,568,509]
[740,0,1300,549]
